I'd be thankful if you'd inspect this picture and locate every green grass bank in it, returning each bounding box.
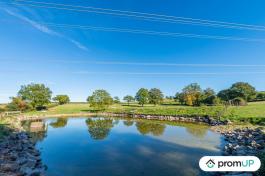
[24,102,265,124]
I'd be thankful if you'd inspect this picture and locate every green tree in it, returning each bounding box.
[217,89,232,102]
[18,83,52,109]
[175,92,185,104]
[256,91,265,101]
[53,95,70,105]
[148,88,164,105]
[113,96,120,104]
[88,90,113,109]
[182,83,202,106]
[230,82,256,101]
[135,88,149,106]
[218,82,256,102]
[123,95,134,105]
[201,88,219,105]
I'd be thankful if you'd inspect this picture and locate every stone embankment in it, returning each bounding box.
[128,114,228,126]
[19,112,228,126]
[0,132,46,176]
[222,128,265,156]
[211,126,265,156]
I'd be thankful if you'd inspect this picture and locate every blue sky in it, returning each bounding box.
[1,0,265,103]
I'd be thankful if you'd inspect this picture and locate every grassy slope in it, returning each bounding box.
[24,102,265,122]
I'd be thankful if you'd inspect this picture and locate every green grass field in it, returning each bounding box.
[24,102,265,124]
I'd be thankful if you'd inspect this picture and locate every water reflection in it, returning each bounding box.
[86,118,114,140]
[22,120,47,143]
[23,117,222,176]
[185,126,208,138]
[123,119,134,126]
[136,121,166,136]
[50,118,68,128]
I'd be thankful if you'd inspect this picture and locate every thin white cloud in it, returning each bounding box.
[3,9,88,51]
[67,38,88,51]
[4,9,58,36]
[72,71,265,75]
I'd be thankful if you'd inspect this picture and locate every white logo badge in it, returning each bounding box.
[199,156,261,172]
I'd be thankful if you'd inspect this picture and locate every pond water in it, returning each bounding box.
[23,117,223,176]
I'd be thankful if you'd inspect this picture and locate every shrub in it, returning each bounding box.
[53,95,70,105]
[231,97,247,106]
[6,97,33,112]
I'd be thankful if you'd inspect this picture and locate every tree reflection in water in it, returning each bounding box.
[185,126,208,138]
[50,118,68,128]
[22,120,47,143]
[136,121,166,136]
[123,119,134,127]
[86,118,114,140]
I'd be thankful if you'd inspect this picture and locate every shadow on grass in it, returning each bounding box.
[121,104,143,107]
[81,109,103,113]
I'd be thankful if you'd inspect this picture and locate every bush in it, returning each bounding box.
[231,97,247,106]
[53,95,70,105]
[255,92,265,101]
[6,97,33,112]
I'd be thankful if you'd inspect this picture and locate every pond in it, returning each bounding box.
[23,117,223,176]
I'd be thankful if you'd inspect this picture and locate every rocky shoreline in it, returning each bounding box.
[0,132,46,176]
[221,128,265,156]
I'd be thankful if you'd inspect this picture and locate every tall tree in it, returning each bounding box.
[148,88,164,105]
[182,83,202,106]
[53,95,70,105]
[175,92,185,104]
[18,83,52,109]
[135,88,149,107]
[230,82,256,101]
[218,82,256,102]
[123,95,135,105]
[88,90,113,109]
[217,89,232,102]
[201,88,218,105]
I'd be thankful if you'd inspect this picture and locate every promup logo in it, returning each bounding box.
[199,156,261,172]
[206,159,215,168]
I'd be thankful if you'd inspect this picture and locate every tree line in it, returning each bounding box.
[3,81,264,112]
